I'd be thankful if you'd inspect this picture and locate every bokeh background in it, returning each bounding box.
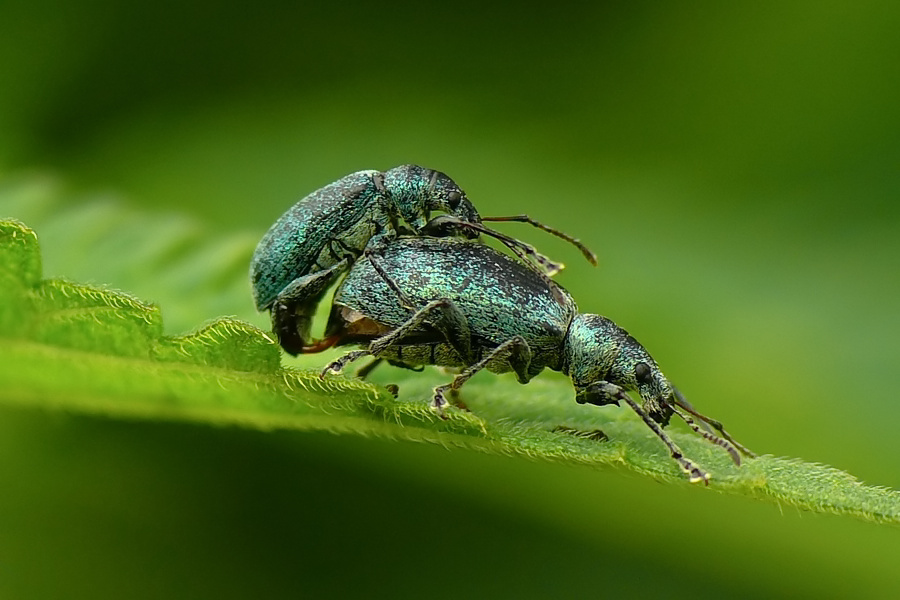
[1,1,899,598]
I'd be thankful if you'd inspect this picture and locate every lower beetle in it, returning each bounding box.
[250,165,596,356]
[318,236,754,483]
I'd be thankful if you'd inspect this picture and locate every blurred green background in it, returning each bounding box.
[1,1,899,598]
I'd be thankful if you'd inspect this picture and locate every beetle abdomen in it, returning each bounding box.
[250,170,383,309]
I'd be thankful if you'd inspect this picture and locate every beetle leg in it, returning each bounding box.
[575,381,626,407]
[272,259,350,355]
[619,393,711,485]
[432,335,533,416]
[420,215,564,276]
[419,215,570,304]
[362,250,415,311]
[321,298,473,383]
[367,298,472,365]
[353,356,425,380]
[386,360,425,372]
[575,382,712,482]
[320,349,370,377]
[355,358,384,379]
[360,252,474,363]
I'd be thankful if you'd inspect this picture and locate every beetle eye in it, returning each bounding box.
[635,362,653,384]
[446,191,462,210]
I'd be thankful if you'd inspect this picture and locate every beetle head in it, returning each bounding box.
[425,169,481,228]
[565,313,674,425]
[383,165,481,235]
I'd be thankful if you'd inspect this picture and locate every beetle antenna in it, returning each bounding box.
[670,405,742,466]
[619,394,710,484]
[672,386,756,459]
[481,214,598,266]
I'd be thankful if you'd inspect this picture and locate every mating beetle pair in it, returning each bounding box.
[250,166,753,483]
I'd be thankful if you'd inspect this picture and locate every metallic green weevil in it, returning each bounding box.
[250,166,596,355]
[318,236,754,484]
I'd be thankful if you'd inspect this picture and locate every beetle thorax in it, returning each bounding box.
[382,165,433,231]
[563,313,621,387]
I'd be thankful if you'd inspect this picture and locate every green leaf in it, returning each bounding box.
[1,215,898,525]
